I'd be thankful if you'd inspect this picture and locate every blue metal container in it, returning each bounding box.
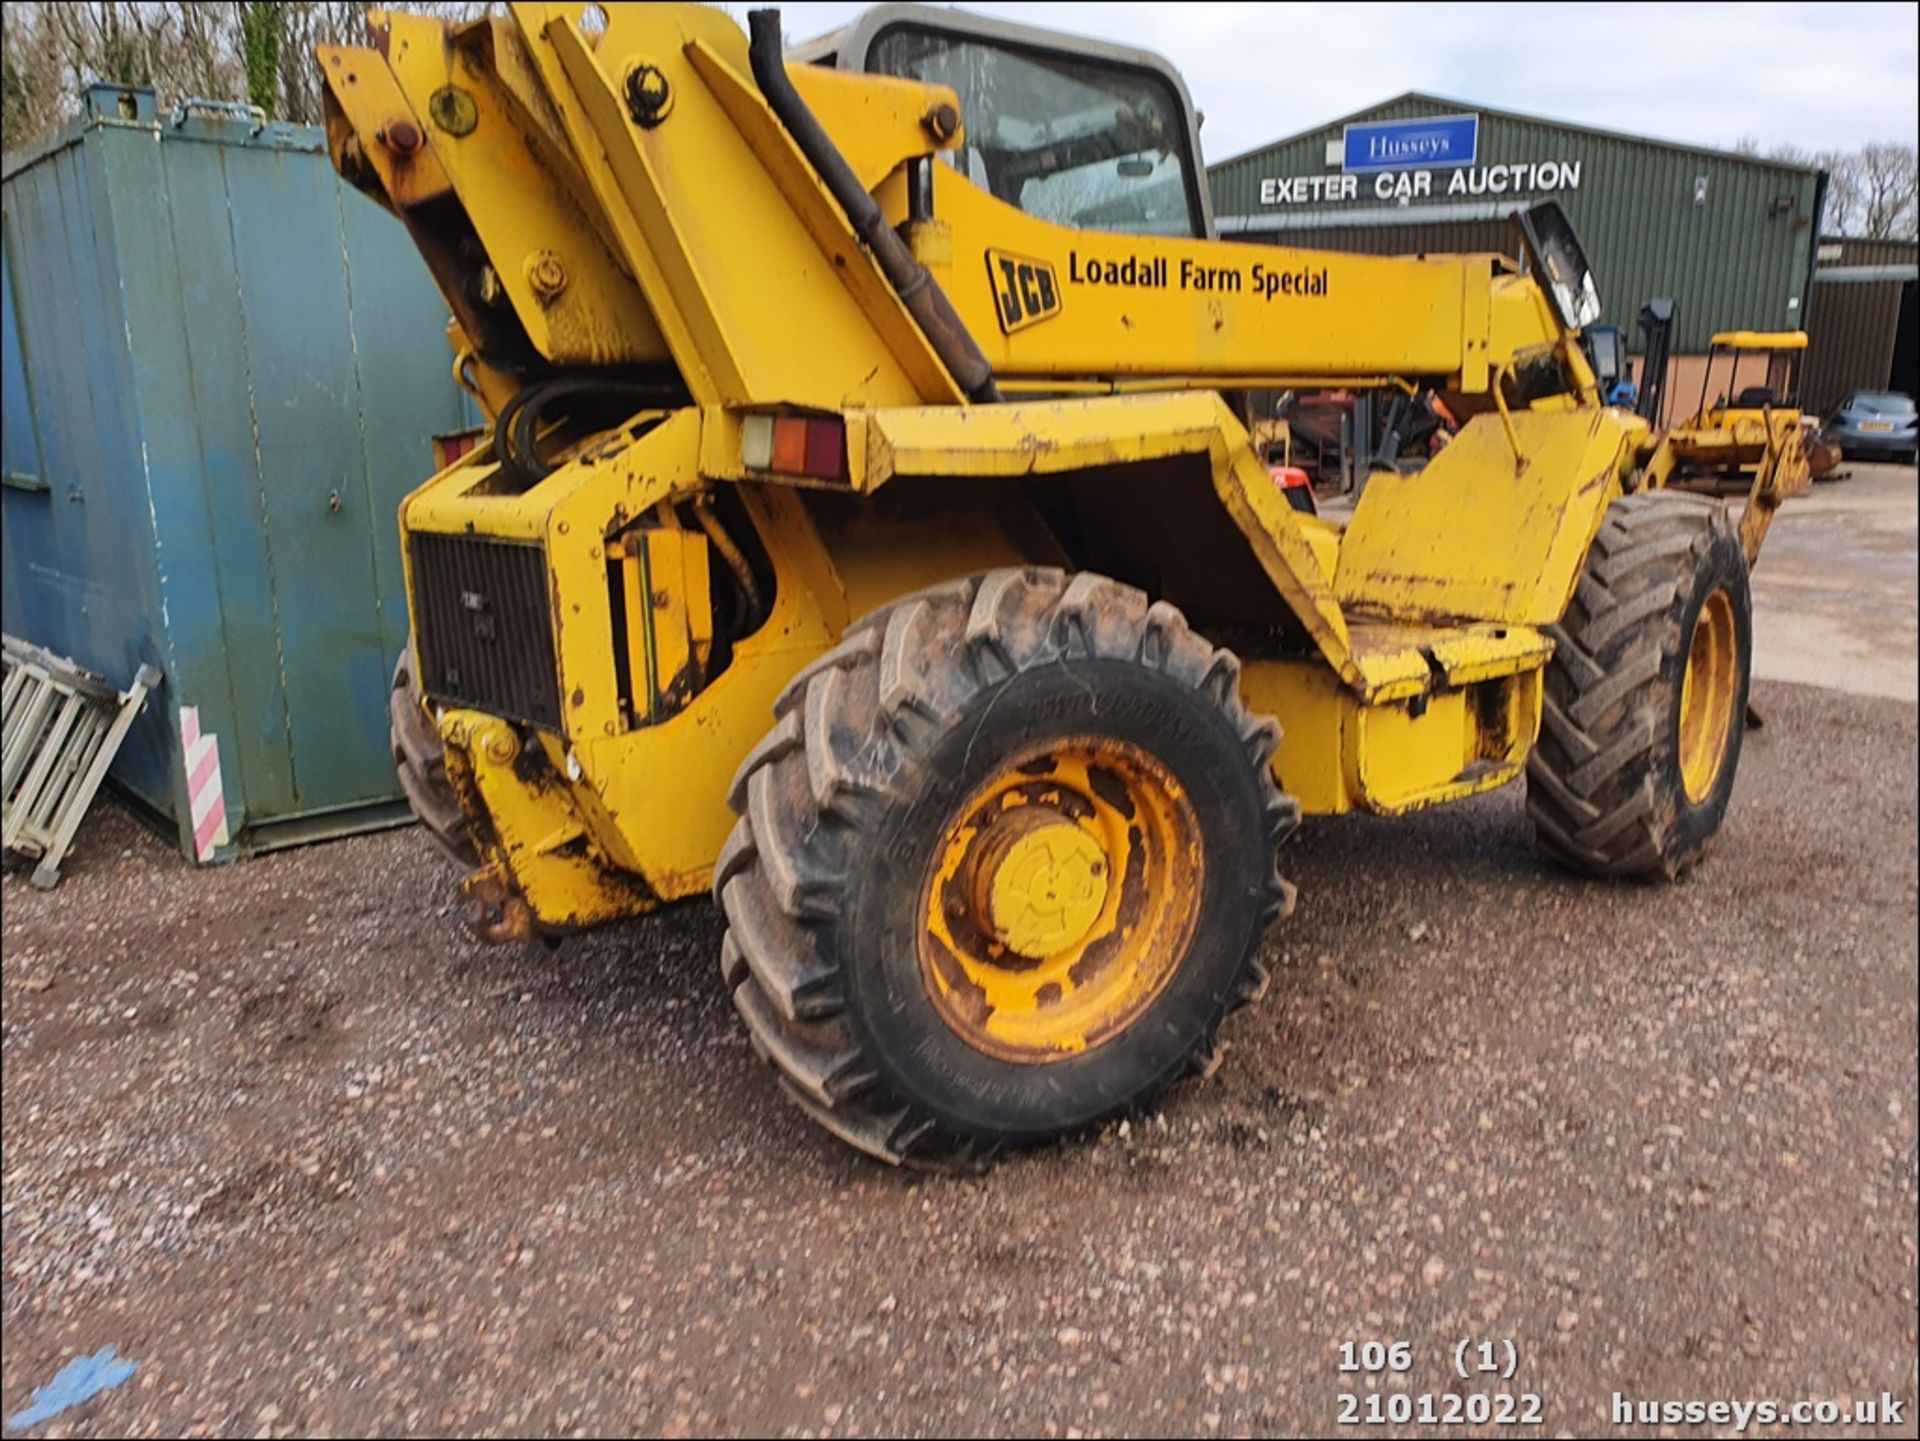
[2,84,470,858]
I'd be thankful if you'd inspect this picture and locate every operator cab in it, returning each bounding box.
[1700,331,1807,421]
[1667,330,1813,486]
[791,3,1214,239]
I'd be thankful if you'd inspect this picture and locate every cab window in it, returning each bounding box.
[867,24,1205,239]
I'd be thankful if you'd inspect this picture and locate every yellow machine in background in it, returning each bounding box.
[322,3,1796,1166]
[1642,330,1812,560]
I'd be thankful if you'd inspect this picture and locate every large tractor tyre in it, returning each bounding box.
[715,569,1300,1168]
[389,646,477,867]
[1527,491,1752,881]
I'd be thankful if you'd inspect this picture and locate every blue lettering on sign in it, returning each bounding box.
[1343,115,1478,173]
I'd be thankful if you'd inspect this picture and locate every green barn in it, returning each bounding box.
[1207,94,1829,413]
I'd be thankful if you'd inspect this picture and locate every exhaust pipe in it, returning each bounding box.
[747,9,1000,403]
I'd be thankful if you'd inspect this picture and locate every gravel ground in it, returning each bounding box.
[2,679,1915,1438]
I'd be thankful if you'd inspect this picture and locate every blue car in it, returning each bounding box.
[1822,391,1918,465]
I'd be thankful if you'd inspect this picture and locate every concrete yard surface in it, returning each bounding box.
[1751,463,1918,702]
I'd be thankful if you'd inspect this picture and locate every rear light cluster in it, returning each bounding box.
[432,427,484,471]
[742,413,847,482]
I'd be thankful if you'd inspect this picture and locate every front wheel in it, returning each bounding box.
[715,569,1299,1167]
[1527,491,1752,880]
[390,643,477,867]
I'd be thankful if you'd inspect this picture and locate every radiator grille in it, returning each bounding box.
[409,534,562,731]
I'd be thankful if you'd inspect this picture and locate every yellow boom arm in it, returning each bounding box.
[321,2,1581,415]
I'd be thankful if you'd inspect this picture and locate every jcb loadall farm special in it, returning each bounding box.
[325,3,1806,1165]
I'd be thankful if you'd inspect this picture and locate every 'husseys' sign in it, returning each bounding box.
[1343,114,1478,172]
[1257,110,1583,209]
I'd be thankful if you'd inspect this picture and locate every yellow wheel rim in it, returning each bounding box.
[918,737,1203,1064]
[1678,588,1738,804]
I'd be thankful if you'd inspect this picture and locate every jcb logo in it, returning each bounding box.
[986,250,1060,334]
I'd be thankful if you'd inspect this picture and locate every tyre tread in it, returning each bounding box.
[718,569,1298,1167]
[389,647,477,866]
[1527,492,1748,880]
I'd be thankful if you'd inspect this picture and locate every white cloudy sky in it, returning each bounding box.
[767,1,1920,162]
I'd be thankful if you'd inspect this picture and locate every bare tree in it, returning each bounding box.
[170,2,237,102]
[3,1,485,154]
[1818,151,1869,239]
[3,4,64,149]
[1855,142,1918,241]
[3,1,241,146]
[1732,136,1911,240]
[44,1,155,91]
[274,2,379,125]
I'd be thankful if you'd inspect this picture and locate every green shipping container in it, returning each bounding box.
[2,85,470,860]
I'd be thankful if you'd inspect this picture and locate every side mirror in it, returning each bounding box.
[1513,202,1602,332]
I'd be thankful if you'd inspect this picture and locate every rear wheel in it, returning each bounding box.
[390,644,477,867]
[715,569,1299,1167]
[1527,491,1751,879]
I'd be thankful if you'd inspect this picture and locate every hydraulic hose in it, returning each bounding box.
[493,375,685,487]
[746,9,1000,404]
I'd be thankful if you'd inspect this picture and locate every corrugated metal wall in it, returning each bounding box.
[2,95,177,816]
[1801,236,1917,414]
[1822,237,1919,269]
[1209,95,1822,352]
[1802,280,1902,413]
[1,86,470,859]
[1255,219,1512,259]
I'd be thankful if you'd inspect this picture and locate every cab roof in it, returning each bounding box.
[1709,330,1808,350]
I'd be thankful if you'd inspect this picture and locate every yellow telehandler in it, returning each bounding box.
[324,3,1806,1165]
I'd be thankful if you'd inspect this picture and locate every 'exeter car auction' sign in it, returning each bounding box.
[1343,114,1478,172]
[1257,113,1584,208]
[1258,162,1582,206]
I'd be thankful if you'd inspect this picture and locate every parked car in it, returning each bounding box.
[1822,391,1918,465]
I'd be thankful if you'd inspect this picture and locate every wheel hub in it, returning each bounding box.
[977,813,1110,958]
[918,738,1204,1065]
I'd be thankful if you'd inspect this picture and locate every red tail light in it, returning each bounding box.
[432,427,484,470]
[742,414,847,482]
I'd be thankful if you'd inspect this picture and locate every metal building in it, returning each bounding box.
[1208,94,1826,399]
[1,85,471,861]
[1803,236,1919,412]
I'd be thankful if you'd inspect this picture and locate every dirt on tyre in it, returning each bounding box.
[390,645,477,867]
[715,568,1300,1168]
[1528,490,1751,880]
